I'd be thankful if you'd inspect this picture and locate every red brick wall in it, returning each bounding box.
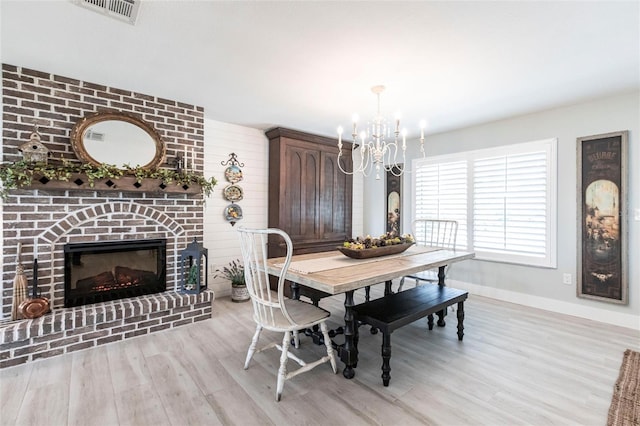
[1,64,206,324]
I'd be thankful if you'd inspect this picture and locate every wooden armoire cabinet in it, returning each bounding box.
[266,127,353,259]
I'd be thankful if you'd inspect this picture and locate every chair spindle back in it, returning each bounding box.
[237,227,298,328]
[413,219,458,250]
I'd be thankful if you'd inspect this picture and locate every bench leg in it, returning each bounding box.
[427,313,434,330]
[456,301,465,341]
[381,332,391,387]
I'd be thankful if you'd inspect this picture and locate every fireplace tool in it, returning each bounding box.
[10,243,28,320]
[18,258,50,319]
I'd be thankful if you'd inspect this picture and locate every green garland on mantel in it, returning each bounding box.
[0,160,217,199]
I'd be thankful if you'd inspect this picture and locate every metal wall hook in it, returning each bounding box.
[221,152,244,167]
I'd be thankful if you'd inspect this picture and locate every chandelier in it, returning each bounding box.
[337,85,426,180]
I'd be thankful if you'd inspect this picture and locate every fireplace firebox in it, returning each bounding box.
[64,239,167,308]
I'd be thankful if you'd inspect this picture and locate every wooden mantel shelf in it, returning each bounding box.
[28,173,202,195]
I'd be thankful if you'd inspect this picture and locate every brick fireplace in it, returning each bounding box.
[0,64,213,368]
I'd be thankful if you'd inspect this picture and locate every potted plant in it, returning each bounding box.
[215,259,249,302]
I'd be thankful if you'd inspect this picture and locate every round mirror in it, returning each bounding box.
[70,111,166,169]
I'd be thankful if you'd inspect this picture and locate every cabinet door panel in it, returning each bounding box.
[284,143,319,240]
[321,151,351,241]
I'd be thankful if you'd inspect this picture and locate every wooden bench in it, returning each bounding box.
[353,284,469,386]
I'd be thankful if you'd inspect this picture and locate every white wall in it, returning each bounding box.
[352,171,365,237]
[203,119,269,297]
[202,120,366,296]
[364,91,640,329]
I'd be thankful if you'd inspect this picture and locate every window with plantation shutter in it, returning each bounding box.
[412,138,557,268]
[414,159,468,250]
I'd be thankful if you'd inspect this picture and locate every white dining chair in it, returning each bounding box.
[397,219,458,291]
[237,227,337,401]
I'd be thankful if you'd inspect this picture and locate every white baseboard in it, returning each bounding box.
[447,279,640,331]
[209,281,231,298]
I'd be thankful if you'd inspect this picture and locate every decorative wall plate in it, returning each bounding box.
[223,184,243,202]
[224,204,243,223]
[224,165,243,183]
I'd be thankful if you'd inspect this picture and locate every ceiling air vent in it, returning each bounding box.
[72,0,141,25]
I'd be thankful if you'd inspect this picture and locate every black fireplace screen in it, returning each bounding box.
[64,239,167,308]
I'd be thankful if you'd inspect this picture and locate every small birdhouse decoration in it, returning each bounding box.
[179,237,208,294]
[19,129,50,164]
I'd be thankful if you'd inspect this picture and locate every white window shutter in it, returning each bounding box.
[473,151,548,257]
[414,160,468,250]
[413,138,557,268]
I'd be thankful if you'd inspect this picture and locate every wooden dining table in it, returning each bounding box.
[266,246,475,379]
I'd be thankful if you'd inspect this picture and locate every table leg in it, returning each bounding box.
[438,266,446,286]
[367,280,394,335]
[437,265,447,326]
[384,280,393,295]
[290,281,300,300]
[340,290,358,379]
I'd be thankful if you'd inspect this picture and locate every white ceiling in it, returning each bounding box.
[1,1,638,140]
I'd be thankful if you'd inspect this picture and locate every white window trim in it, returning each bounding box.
[412,138,557,268]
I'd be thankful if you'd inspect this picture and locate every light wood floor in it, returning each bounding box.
[1,287,638,426]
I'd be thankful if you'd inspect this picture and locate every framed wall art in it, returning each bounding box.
[577,130,628,304]
[386,166,402,236]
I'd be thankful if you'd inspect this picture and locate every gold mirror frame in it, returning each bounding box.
[70,111,166,169]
